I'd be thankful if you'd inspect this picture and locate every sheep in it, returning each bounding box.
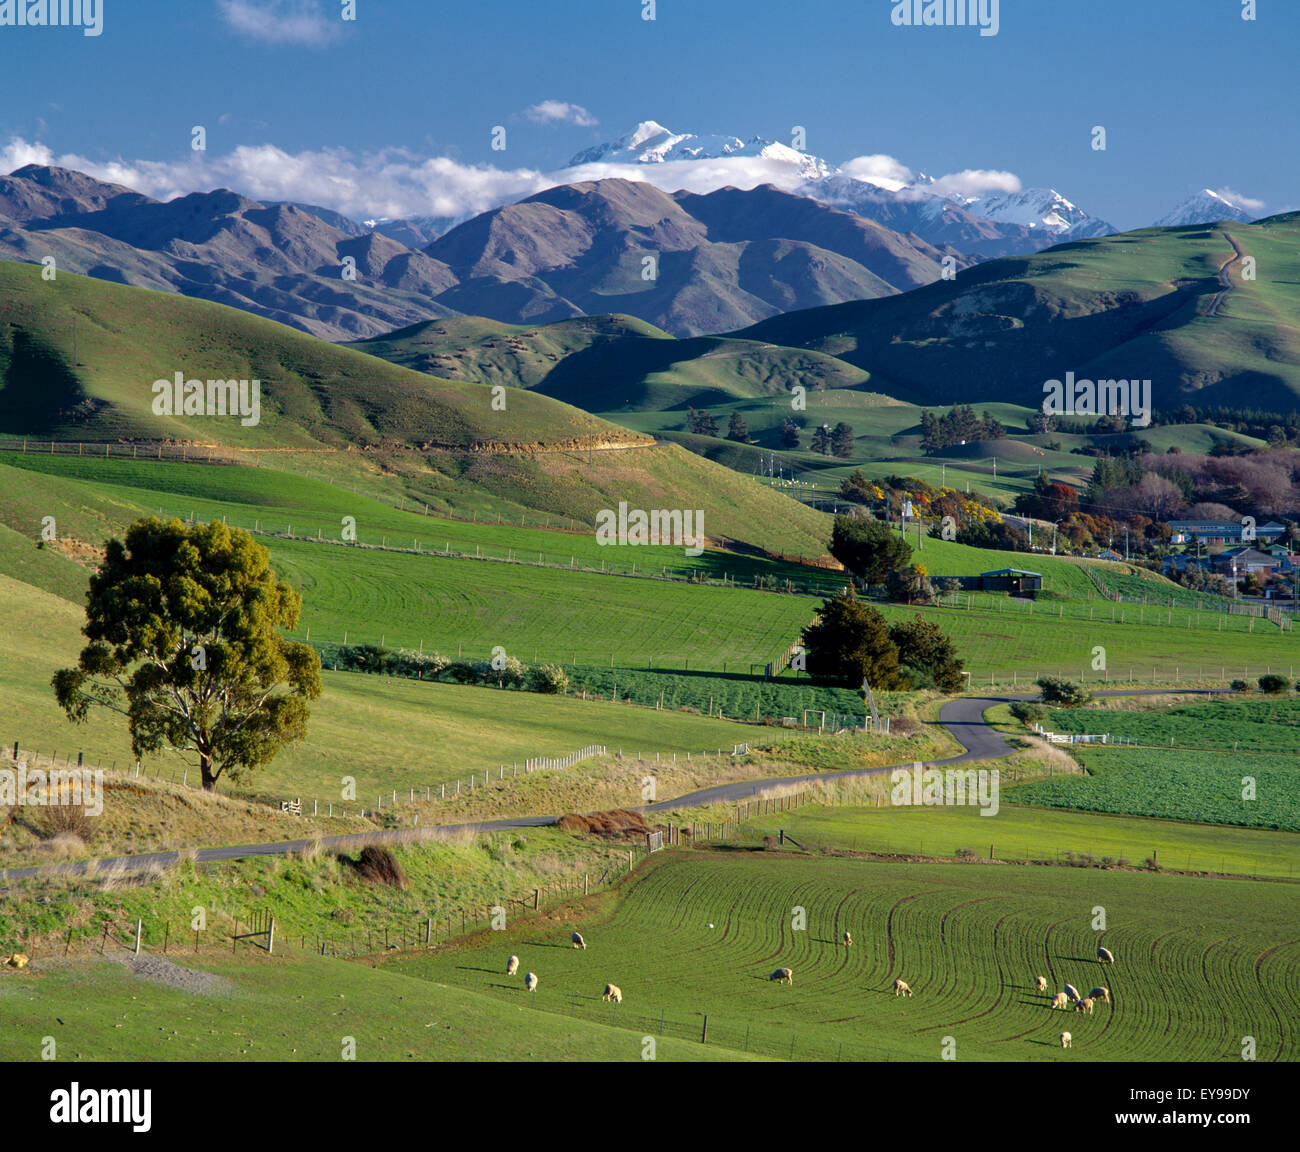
[5,954,28,970]
[571,931,586,950]
[602,983,623,1003]
[770,967,794,985]
[1060,1031,1072,1049]
[1074,997,1095,1015]
[506,954,519,976]
[524,972,538,993]
[1051,992,1071,1010]
[843,931,852,947]
[1097,946,1115,965]
[1035,975,1048,992]
[893,978,912,997]
[1063,983,1081,1003]
[1089,986,1111,1005]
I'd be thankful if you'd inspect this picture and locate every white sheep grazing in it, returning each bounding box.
[1063,983,1081,1003]
[1097,946,1115,965]
[1035,976,1048,992]
[893,978,912,997]
[506,954,519,976]
[572,931,586,950]
[843,931,852,947]
[770,967,794,985]
[1060,1031,1072,1049]
[1074,997,1095,1015]
[1051,992,1071,1010]
[602,983,623,1003]
[524,972,538,993]
[1089,986,1111,1005]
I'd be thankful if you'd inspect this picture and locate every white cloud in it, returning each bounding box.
[0,137,55,172]
[564,155,814,195]
[1,135,551,222]
[1,132,1035,234]
[839,154,916,191]
[928,168,1022,199]
[217,0,341,47]
[1213,186,1266,213]
[523,102,598,128]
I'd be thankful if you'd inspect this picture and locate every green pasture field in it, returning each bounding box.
[0,454,844,592]
[387,851,1300,1061]
[1047,696,1300,752]
[870,598,1298,684]
[270,537,817,670]
[738,802,1300,880]
[0,574,773,802]
[1013,747,1300,832]
[0,951,755,1062]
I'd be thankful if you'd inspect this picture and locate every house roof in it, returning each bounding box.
[980,568,1043,577]
[1215,548,1279,564]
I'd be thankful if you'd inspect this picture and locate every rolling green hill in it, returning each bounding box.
[0,260,641,451]
[734,214,1300,412]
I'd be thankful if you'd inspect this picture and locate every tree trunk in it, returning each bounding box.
[199,747,217,792]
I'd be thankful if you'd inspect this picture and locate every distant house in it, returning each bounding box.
[1093,549,1123,562]
[959,568,1044,594]
[1210,547,1282,575]
[1168,520,1286,546]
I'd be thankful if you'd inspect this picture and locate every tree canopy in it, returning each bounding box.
[801,587,905,690]
[829,514,912,585]
[52,517,321,791]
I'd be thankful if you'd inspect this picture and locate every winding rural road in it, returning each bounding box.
[0,691,1216,887]
[1207,231,1245,318]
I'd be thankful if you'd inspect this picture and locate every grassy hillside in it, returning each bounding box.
[0,573,785,803]
[350,313,875,411]
[0,262,646,451]
[734,215,1300,412]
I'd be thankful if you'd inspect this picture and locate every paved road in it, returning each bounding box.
[0,690,1218,886]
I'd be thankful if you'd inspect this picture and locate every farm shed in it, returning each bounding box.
[972,568,1043,594]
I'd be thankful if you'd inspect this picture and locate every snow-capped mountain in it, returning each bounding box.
[959,188,1113,238]
[1154,189,1257,227]
[568,120,830,180]
[568,121,1112,256]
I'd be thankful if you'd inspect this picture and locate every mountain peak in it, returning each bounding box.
[1154,189,1257,227]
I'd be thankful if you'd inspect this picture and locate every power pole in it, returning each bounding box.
[588,415,592,465]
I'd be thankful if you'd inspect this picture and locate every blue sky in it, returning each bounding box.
[0,0,1295,228]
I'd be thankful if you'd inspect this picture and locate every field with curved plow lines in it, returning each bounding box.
[388,852,1300,1061]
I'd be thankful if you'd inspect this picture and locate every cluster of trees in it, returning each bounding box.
[801,587,965,691]
[920,405,1005,452]
[688,408,750,441]
[810,422,855,457]
[827,515,943,605]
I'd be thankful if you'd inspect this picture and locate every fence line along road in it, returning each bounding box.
[1,689,1223,887]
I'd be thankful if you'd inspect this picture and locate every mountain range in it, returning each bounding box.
[0,130,1269,345]
[0,164,963,340]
